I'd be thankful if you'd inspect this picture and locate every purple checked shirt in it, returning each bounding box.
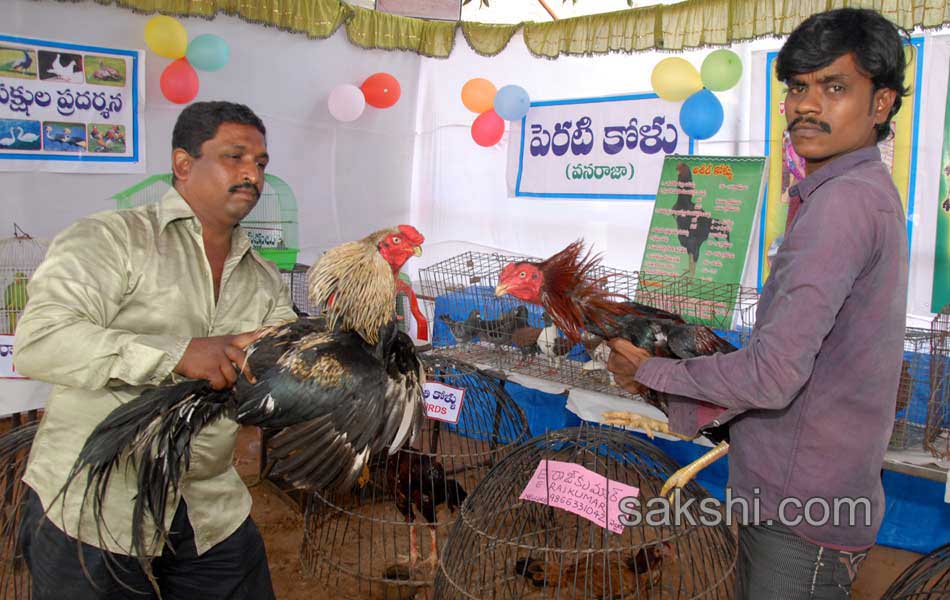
[635,146,908,550]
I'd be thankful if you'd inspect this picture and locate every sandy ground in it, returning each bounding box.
[234,427,923,599]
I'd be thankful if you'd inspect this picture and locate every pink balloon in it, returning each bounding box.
[160,58,199,104]
[471,109,504,147]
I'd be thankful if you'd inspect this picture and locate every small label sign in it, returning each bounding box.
[422,381,465,424]
[0,335,24,379]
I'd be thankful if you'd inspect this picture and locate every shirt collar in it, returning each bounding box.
[157,186,253,259]
[789,145,882,202]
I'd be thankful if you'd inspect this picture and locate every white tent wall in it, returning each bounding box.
[1,0,422,265]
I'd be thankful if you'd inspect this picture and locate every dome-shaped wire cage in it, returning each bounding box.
[881,542,950,599]
[111,173,299,269]
[301,354,531,599]
[433,424,736,599]
[0,224,49,335]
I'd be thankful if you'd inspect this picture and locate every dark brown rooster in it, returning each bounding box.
[53,225,428,566]
[387,451,467,570]
[514,543,673,598]
[495,241,736,496]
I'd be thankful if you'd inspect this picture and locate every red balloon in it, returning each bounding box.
[361,72,401,109]
[160,58,199,104]
[471,109,504,147]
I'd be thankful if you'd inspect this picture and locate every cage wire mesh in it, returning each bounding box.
[301,355,531,599]
[881,541,950,599]
[111,173,300,269]
[0,224,49,336]
[433,424,736,599]
[927,306,950,460]
[419,250,757,397]
[889,327,937,452]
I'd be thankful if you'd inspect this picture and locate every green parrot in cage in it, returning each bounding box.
[4,272,29,334]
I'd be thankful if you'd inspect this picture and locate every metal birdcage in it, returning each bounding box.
[0,224,49,335]
[433,424,736,599]
[112,173,299,269]
[418,250,757,397]
[881,541,950,599]
[300,355,530,599]
[927,306,950,460]
[889,327,936,452]
[280,263,313,316]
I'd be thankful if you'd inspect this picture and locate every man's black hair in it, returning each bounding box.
[776,8,909,143]
[171,101,266,157]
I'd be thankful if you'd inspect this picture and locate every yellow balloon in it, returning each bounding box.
[461,78,496,114]
[651,57,703,102]
[144,15,188,59]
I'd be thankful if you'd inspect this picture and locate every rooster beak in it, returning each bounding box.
[495,283,509,297]
[413,246,423,257]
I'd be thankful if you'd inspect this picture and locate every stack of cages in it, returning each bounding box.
[889,327,937,452]
[418,250,758,397]
[927,305,950,459]
[112,173,300,270]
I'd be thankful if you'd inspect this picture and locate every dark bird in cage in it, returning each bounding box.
[671,162,731,278]
[476,304,530,348]
[495,240,736,497]
[514,542,674,597]
[49,225,428,569]
[438,308,481,345]
[511,324,543,365]
[386,450,468,570]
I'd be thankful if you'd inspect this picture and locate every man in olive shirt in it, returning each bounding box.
[15,101,296,599]
[608,9,908,599]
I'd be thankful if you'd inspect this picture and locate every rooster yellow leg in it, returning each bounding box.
[409,524,419,567]
[428,527,439,570]
[600,412,693,441]
[357,463,371,487]
[660,441,730,499]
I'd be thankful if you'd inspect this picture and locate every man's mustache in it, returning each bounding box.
[228,182,260,199]
[787,117,832,134]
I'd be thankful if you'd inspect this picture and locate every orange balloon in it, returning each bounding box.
[462,78,496,114]
[471,109,504,147]
[361,72,401,109]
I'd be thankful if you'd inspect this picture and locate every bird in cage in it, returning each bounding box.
[495,241,736,497]
[49,225,428,563]
[438,308,481,345]
[475,304,530,348]
[387,450,468,570]
[514,542,674,596]
[4,271,29,332]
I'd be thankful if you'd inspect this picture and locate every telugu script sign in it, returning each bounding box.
[0,335,23,379]
[509,93,693,200]
[519,459,640,534]
[0,33,144,173]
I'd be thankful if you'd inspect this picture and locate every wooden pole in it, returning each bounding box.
[536,0,559,20]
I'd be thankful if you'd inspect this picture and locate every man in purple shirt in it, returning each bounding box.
[607,8,908,598]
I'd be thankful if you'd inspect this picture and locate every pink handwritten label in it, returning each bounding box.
[519,459,640,534]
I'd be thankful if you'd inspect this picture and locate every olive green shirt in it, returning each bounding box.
[15,187,296,556]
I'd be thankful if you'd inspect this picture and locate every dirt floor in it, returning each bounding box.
[234,427,923,600]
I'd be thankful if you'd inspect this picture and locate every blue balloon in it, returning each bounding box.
[679,88,723,140]
[493,85,531,121]
[186,34,230,72]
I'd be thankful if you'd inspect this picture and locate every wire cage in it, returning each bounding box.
[881,541,950,599]
[280,263,314,316]
[300,354,531,599]
[889,327,938,451]
[418,250,758,397]
[112,173,300,269]
[927,306,950,460]
[433,424,736,599]
[0,421,39,600]
[0,224,49,335]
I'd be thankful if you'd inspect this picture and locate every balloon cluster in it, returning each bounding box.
[144,16,230,104]
[650,49,742,140]
[327,73,401,122]
[461,78,530,147]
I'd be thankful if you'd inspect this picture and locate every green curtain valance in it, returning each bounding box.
[64,0,950,59]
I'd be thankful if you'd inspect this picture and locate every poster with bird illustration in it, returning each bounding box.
[0,33,144,173]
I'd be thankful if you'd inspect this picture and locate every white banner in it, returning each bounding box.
[0,334,23,379]
[422,381,465,424]
[509,93,693,200]
[0,33,145,173]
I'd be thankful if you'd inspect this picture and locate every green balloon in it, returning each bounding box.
[701,49,743,92]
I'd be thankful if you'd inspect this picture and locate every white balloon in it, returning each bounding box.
[328,84,366,122]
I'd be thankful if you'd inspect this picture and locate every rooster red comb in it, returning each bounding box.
[397,224,425,246]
